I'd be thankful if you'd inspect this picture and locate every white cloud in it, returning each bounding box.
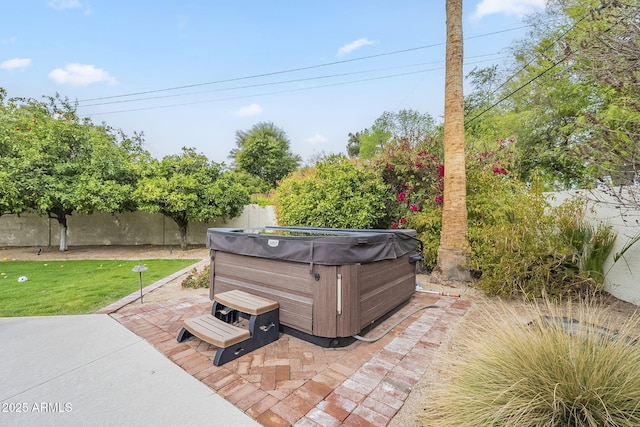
[306,133,327,145]
[0,58,31,70]
[472,0,545,20]
[49,63,117,86]
[336,38,376,57]
[234,103,263,117]
[48,0,82,10]
[48,0,92,15]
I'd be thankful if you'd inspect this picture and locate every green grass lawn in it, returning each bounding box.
[0,259,199,317]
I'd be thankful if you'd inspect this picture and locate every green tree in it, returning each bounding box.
[0,89,26,216]
[135,147,249,250]
[374,109,439,147]
[224,170,271,195]
[346,131,362,157]
[274,155,389,229]
[568,0,640,187]
[353,109,441,160]
[1,92,139,251]
[467,0,639,190]
[358,127,391,160]
[230,122,301,189]
[463,65,520,148]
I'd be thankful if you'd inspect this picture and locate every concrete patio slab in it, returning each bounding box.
[0,314,258,427]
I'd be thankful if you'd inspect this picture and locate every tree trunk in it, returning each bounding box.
[53,214,69,252]
[435,0,471,282]
[179,224,188,251]
[59,223,68,252]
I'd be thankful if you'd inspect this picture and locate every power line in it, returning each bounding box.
[80,53,504,108]
[78,26,528,103]
[80,61,446,108]
[82,56,504,116]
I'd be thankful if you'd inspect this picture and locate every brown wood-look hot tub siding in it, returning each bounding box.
[357,254,416,330]
[209,250,415,339]
[211,250,316,334]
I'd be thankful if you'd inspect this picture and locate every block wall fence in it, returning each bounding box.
[0,204,277,248]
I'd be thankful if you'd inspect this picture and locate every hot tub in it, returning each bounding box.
[206,226,422,346]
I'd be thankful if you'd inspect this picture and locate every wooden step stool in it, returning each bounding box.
[177,290,279,366]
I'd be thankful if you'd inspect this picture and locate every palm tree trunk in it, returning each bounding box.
[435,0,471,282]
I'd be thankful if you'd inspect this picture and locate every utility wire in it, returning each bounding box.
[78,26,528,103]
[80,53,504,108]
[82,57,503,116]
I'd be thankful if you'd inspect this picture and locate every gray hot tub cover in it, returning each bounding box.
[206,226,419,265]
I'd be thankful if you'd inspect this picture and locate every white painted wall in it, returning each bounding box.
[549,189,640,305]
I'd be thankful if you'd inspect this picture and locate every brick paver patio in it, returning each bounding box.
[108,290,470,426]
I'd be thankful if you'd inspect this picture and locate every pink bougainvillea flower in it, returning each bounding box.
[415,162,424,169]
[391,222,399,229]
[435,195,444,205]
[493,167,508,175]
[437,164,444,178]
[399,217,407,225]
[397,191,407,202]
[409,203,419,212]
[386,163,395,170]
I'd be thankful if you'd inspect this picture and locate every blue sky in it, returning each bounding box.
[1,0,545,165]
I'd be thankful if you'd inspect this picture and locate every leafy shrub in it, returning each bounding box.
[250,193,272,207]
[401,140,612,298]
[274,137,616,298]
[181,265,209,289]
[367,137,444,229]
[274,154,389,229]
[470,199,577,297]
[226,170,272,195]
[560,219,617,287]
[472,193,616,298]
[424,300,640,426]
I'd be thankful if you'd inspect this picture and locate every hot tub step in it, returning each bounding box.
[214,289,279,315]
[180,314,250,348]
[177,290,279,366]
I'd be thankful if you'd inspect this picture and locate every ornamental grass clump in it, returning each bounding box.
[181,265,210,289]
[423,300,640,426]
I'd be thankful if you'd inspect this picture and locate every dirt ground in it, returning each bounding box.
[0,244,209,261]
[4,244,638,426]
